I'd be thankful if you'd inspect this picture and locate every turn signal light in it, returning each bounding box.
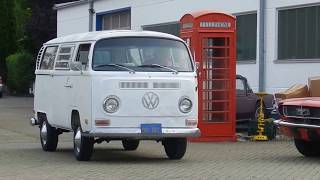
[95,119,110,127]
[186,118,197,127]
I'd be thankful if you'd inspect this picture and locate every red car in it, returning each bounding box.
[275,97,320,157]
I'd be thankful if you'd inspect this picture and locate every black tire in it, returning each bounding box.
[40,120,58,151]
[0,91,2,98]
[122,139,139,151]
[73,115,94,161]
[163,138,187,160]
[294,138,320,157]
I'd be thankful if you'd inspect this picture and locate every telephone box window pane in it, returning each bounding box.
[278,5,320,60]
[236,13,257,62]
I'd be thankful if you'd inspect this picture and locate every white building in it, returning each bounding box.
[54,0,320,93]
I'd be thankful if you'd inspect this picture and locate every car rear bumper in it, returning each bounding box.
[83,127,201,139]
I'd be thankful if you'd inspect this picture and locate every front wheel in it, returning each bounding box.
[294,138,320,157]
[163,138,187,160]
[122,139,139,151]
[73,127,94,161]
[40,120,58,151]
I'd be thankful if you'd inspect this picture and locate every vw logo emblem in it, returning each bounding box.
[142,92,159,110]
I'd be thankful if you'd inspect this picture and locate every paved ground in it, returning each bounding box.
[1,96,320,180]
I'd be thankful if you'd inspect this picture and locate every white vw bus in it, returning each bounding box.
[31,30,199,161]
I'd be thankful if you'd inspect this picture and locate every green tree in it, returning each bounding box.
[14,0,32,51]
[6,52,34,94]
[0,0,17,82]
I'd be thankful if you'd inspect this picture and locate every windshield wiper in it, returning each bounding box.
[138,64,178,74]
[94,63,135,73]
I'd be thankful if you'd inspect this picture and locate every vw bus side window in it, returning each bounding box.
[55,45,75,70]
[75,44,91,71]
[40,46,58,70]
[92,37,193,72]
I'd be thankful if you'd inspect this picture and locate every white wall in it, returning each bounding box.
[264,0,320,93]
[57,4,89,36]
[56,0,320,93]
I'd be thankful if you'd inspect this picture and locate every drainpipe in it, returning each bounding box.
[258,0,265,92]
[88,0,95,32]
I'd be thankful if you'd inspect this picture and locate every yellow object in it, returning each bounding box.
[253,92,268,141]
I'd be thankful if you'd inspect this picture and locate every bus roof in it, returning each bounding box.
[44,30,182,45]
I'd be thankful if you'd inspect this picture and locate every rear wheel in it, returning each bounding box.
[73,121,94,161]
[0,91,2,98]
[40,120,58,151]
[163,138,187,160]
[294,138,320,157]
[122,139,139,151]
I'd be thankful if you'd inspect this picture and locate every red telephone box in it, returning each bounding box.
[180,11,236,141]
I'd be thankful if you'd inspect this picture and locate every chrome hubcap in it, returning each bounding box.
[74,128,82,153]
[40,122,48,145]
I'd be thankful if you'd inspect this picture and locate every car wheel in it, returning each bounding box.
[294,138,320,157]
[163,138,187,160]
[0,91,2,98]
[73,125,94,161]
[122,139,139,151]
[40,120,58,151]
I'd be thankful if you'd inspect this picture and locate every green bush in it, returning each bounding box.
[6,52,34,94]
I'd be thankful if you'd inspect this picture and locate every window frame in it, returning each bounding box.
[234,11,258,64]
[74,43,92,71]
[96,7,131,31]
[39,45,59,71]
[54,44,76,71]
[142,21,181,37]
[275,3,320,63]
[91,37,194,72]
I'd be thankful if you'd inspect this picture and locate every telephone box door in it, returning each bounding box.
[198,33,236,140]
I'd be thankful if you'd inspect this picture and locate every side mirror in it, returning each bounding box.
[70,61,82,71]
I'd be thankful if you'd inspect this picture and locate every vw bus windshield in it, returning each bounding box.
[92,37,194,72]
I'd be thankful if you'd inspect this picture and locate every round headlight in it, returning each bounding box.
[103,96,120,113]
[179,97,192,113]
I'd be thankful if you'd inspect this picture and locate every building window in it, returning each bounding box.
[278,5,320,60]
[236,13,257,62]
[142,22,180,37]
[96,8,131,31]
